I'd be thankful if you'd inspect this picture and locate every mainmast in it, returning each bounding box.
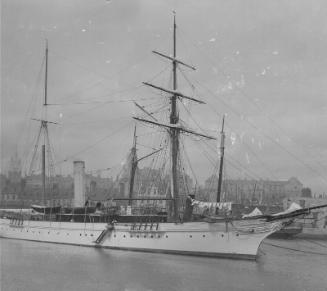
[133,13,215,221]
[170,12,180,221]
[216,116,225,203]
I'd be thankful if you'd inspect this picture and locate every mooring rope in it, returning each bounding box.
[263,241,327,256]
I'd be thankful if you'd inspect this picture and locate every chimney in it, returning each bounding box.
[74,161,85,207]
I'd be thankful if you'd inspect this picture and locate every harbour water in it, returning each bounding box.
[1,238,327,291]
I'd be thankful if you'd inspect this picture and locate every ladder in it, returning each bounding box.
[95,224,114,244]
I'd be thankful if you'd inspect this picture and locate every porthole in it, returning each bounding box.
[80,234,82,236]
[221,234,224,237]
[203,235,205,238]
[150,235,153,238]
[189,235,192,238]
[91,234,93,237]
[158,235,161,238]
[136,235,139,238]
[165,235,168,238]
[236,233,239,237]
[123,235,126,238]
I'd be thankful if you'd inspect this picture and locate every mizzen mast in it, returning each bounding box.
[29,40,57,206]
[42,39,49,206]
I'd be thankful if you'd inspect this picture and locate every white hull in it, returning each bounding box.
[0,218,283,259]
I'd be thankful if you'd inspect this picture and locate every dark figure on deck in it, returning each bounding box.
[183,195,194,222]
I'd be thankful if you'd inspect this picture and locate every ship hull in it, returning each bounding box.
[0,218,282,260]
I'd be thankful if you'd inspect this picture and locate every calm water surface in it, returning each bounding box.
[1,238,327,291]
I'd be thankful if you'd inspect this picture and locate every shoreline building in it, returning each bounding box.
[203,176,303,205]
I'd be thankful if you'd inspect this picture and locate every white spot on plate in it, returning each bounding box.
[230,132,237,146]
[246,153,250,164]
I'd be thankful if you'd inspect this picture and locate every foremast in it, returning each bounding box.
[216,115,225,203]
[128,126,138,206]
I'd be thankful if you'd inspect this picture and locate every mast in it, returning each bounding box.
[128,125,138,206]
[170,12,179,221]
[133,14,214,220]
[216,116,225,203]
[42,40,49,205]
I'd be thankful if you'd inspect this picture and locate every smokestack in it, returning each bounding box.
[74,161,85,207]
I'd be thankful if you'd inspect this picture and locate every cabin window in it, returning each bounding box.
[189,235,192,238]
[221,234,224,237]
[165,235,168,238]
[202,235,205,238]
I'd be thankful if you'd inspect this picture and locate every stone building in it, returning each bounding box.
[204,176,303,205]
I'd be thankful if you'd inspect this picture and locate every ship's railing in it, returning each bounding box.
[8,213,24,227]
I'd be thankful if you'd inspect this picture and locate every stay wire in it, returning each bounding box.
[192,77,327,187]
[178,27,327,185]
[54,120,132,166]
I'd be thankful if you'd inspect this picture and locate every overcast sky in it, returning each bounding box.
[1,0,327,194]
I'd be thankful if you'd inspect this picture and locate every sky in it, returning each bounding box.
[1,0,327,194]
